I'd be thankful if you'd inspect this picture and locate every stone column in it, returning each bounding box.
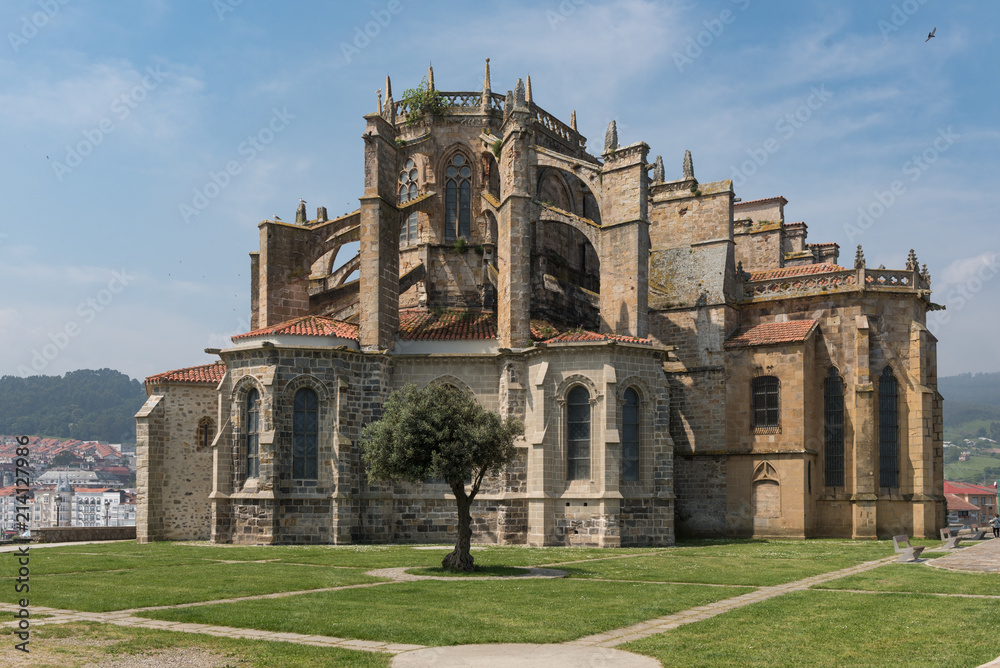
[359,113,400,351]
[598,143,650,338]
[851,315,877,539]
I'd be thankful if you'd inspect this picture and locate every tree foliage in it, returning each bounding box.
[0,369,146,443]
[399,76,445,126]
[361,383,522,571]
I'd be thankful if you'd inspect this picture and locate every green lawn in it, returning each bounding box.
[136,579,751,646]
[624,590,1000,667]
[27,621,389,668]
[0,561,383,612]
[814,561,1000,596]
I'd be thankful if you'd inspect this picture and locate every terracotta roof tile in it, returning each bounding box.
[232,315,359,342]
[945,493,981,511]
[725,320,818,348]
[944,481,997,495]
[748,263,845,281]
[734,196,788,207]
[543,330,653,345]
[146,362,226,385]
[398,309,497,340]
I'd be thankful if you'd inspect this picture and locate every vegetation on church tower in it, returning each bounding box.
[400,76,444,127]
[360,383,522,571]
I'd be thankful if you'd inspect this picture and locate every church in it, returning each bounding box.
[136,62,945,547]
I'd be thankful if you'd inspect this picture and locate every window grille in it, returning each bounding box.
[567,386,591,480]
[752,376,780,431]
[824,368,845,486]
[878,366,899,488]
[292,388,319,479]
[622,388,640,482]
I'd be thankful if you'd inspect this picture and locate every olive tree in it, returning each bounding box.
[360,383,522,571]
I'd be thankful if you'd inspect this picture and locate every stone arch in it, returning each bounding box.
[425,374,476,397]
[281,373,333,403]
[532,151,603,221]
[536,167,575,213]
[195,416,216,453]
[752,461,781,521]
[538,219,600,294]
[555,374,602,404]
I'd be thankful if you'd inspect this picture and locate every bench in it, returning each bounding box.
[893,535,925,562]
[969,529,986,540]
[940,528,962,549]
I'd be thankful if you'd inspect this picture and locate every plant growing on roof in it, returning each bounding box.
[400,77,445,127]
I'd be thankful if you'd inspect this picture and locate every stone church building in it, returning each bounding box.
[137,63,945,547]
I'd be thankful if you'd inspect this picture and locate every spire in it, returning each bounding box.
[384,74,392,100]
[604,120,618,153]
[906,249,919,271]
[653,155,664,182]
[504,89,513,119]
[483,57,491,93]
[376,88,382,114]
[921,263,931,284]
[683,150,695,180]
[296,199,307,225]
[514,78,526,108]
[382,74,395,123]
[570,110,577,131]
[525,75,532,103]
[855,245,866,269]
[427,63,435,91]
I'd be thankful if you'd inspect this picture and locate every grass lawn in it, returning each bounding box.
[623,590,1000,667]
[406,565,532,577]
[17,621,389,668]
[0,561,383,612]
[814,561,1000,596]
[137,579,752,646]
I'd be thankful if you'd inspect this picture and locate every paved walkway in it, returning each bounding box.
[4,537,999,667]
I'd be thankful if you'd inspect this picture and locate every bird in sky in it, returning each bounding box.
[926,27,936,42]
[274,215,282,221]
[299,198,307,204]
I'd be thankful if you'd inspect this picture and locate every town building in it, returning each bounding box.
[944,480,998,526]
[137,64,945,546]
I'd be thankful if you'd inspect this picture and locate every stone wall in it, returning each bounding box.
[34,526,136,543]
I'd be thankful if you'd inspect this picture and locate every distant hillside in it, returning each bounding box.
[0,369,146,444]
[940,372,1000,407]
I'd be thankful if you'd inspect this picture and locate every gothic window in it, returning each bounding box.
[752,376,780,431]
[245,389,260,479]
[567,386,591,481]
[622,388,640,482]
[292,388,319,480]
[878,366,899,489]
[445,153,472,241]
[398,158,418,245]
[824,368,845,487]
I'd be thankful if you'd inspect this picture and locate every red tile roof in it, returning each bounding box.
[784,221,807,229]
[734,196,788,207]
[543,330,653,345]
[232,315,359,342]
[944,481,997,495]
[748,263,845,281]
[809,242,840,248]
[146,362,226,386]
[398,309,497,340]
[945,493,981,511]
[725,319,818,348]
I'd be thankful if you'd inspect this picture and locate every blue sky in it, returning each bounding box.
[1,0,997,381]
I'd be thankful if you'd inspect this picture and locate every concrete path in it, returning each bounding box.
[392,644,660,667]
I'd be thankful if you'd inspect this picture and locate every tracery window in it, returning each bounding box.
[824,368,845,487]
[445,153,472,241]
[398,158,418,245]
[245,389,260,479]
[752,376,780,431]
[878,366,899,489]
[292,388,319,480]
[567,386,591,481]
[622,388,640,482]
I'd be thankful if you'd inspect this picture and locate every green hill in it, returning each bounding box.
[0,369,146,444]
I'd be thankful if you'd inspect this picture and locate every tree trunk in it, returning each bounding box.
[442,492,475,571]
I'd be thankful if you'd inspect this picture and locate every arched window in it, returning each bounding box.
[398,158,418,245]
[622,388,640,482]
[878,366,899,489]
[245,389,260,479]
[445,153,472,241]
[197,418,215,452]
[292,388,318,480]
[567,386,591,481]
[824,368,844,487]
[752,376,780,431]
